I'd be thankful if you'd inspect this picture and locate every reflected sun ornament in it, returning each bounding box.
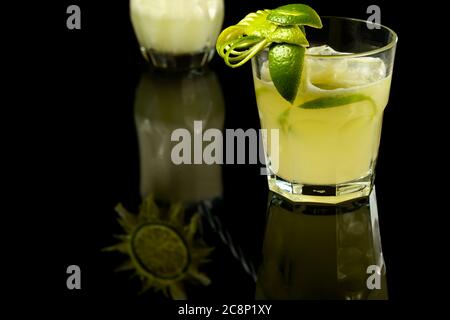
[104,195,212,300]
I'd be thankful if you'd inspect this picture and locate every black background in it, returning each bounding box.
[16,0,444,315]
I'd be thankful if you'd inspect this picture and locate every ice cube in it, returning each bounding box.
[258,45,387,88]
[345,57,386,84]
[306,45,386,87]
[260,60,272,82]
[307,45,350,56]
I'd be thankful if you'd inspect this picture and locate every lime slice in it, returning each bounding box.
[267,4,323,28]
[269,44,305,103]
[131,223,190,280]
[268,25,309,46]
[297,93,375,111]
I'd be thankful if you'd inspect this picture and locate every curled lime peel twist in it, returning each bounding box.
[216,4,322,103]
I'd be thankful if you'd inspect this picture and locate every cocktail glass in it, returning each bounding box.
[130,0,224,70]
[252,17,397,203]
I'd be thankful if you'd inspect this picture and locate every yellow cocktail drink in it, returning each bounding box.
[253,46,392,202]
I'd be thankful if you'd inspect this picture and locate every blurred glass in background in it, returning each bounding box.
[130,0,224,70]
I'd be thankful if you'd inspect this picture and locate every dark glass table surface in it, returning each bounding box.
[71,68,389,302]
[26,0,444,310]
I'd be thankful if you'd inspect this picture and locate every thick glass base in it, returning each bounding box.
[268,173,374,204]
[140,47,215,71]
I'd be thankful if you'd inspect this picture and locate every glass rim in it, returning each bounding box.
[305,16,398,59]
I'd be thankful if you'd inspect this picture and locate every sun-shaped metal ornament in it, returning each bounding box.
[104,195,213,300]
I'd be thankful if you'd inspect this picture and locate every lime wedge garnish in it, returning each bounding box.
[215,3,322,104]
[267,4,323,28]
[131,223,189,280]
[269,44,305,103]
[297,93,376,113]
[268,25,309,46]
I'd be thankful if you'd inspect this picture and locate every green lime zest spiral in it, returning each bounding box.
[216,4,322,103]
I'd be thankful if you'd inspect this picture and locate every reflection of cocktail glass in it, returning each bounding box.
[252,17,397,203]
[134,69,225,202]
[130,0,224,70]
[107,69,225,299]
[256,189,387,300]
